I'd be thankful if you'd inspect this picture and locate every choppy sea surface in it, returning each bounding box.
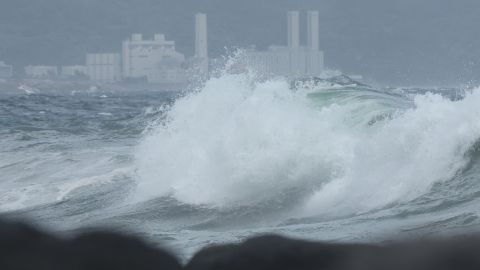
[2,73,480,260]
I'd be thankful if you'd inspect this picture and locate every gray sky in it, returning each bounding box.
[1,0,479,86]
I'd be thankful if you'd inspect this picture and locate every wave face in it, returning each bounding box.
[134,72,480,221]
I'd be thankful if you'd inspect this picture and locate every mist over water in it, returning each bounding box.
[2,68,480,259]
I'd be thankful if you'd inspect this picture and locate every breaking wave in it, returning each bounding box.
[134,71,480,219]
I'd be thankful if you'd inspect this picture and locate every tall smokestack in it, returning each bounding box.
[195,13,208,76]
[195,13,208,58]
[307,11,319,51]
[288,11,299,50]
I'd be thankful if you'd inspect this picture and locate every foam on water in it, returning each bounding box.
[135,73,350,206]
[0,143,132,212]
[304,91,480,217]
[3,74,480,259]
[134,71,480,220]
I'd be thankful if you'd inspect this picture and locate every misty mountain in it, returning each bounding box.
[1,0,479,86]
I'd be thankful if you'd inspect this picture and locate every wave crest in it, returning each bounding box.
[133,71,480,219]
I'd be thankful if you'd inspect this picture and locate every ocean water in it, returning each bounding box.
[1,72,480,260]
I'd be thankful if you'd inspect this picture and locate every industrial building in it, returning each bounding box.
[25,65,58,78]
[80,11,325,84]
[8,11,329,85]
[0,62,13,78]
[245,11,324,77]
[189,13,209,77]
[83,13,208,84]
[86,53,122,82]
[122,34,186,83]
[62,65,87,77]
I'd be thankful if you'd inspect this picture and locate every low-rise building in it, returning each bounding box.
[245,45,324,77]
[62,65,87,76]
[244,11,324,77]
[0,62,13,78]
[122,34,185,83]
[86,53,122,82]
[25,65,58,78]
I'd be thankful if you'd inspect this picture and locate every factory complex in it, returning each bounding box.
[245,11,323,77]
[3,11,324,84]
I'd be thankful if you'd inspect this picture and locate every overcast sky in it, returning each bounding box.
[1,0,479,86]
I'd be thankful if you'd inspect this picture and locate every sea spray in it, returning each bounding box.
[133,65,480,221]
[134,73,354,206]
[134,72,395,209]
[4,79,480,258]
[303,90,480,217]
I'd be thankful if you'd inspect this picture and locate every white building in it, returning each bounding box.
[0,62,13,78]
[25,65,58,78]
[61,65,87,76]
[189,13,208,77]
[86,53,122,82]
[245,11,324,77]
[122,34,185,83]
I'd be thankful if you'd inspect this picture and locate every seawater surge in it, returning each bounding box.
[134,71,480,222]
[2,70,480,260]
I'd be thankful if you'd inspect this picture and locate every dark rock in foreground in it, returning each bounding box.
[0,220,181,270]
[1,219,480,269]
[188,234,480,270]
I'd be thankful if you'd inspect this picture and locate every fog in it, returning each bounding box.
[1,0,479,86]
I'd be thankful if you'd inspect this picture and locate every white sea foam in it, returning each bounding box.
[18,84,38,94]
[134,71,480,218]
[135,73,370,207]
[303,90,480,216]
[0,145,132,212]
[143,106,165,115]
[56,167,134,201]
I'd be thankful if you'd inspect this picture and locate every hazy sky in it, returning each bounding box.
[1,0,479,86]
